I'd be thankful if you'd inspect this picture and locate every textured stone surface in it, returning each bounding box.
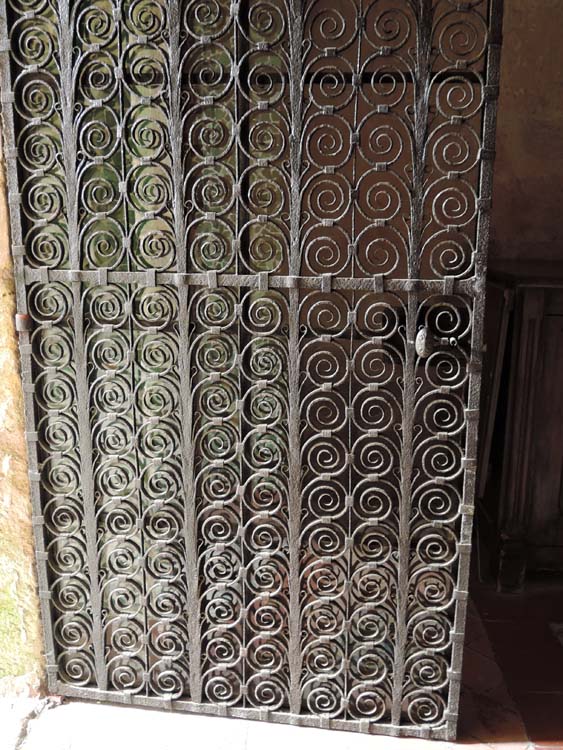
[0,136,44,690]
[1,696,47,750]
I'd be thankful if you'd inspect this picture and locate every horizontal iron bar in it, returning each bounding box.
[179,69,483,87]
[54,682,450,741]
[22,267,479,295]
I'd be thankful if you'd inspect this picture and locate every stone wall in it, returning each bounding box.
[0,134,44,695]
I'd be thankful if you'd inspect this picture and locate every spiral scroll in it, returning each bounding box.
[2,0,498,739]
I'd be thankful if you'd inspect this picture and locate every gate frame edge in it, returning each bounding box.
[444,0,505,741]
[0,0,60,693]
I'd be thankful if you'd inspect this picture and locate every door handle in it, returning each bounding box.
[415,326,458,358]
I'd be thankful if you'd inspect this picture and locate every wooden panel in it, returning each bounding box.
[478,282,512,499]
[528,312,563,569]
[497,287,544,590]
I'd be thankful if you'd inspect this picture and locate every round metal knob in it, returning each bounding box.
[415,326,434,358]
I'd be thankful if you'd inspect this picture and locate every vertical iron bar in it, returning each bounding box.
[445,0,504,740]
[235,1,246,706]
[115,0,150,692]
[390,0,432,727]
[168,0,202,703]
[0,0,60,689]
[58,0,107,691]
[288,0,303,716]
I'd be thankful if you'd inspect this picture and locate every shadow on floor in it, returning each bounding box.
[457,599,529,747]
[472,575,563,749]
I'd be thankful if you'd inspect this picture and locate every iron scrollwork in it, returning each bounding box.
[0,0,501,740]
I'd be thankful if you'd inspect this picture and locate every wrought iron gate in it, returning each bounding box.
[0,0,502,739]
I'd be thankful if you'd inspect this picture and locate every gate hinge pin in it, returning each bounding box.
[15,313,32,332]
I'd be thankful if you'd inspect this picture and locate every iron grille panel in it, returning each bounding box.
[0,0,502,739]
